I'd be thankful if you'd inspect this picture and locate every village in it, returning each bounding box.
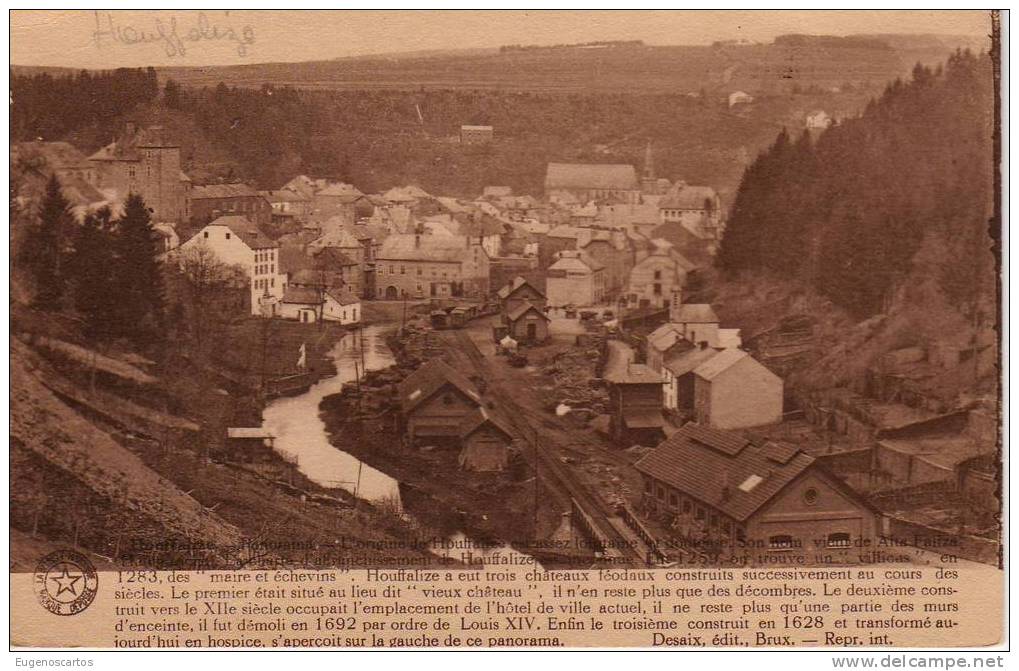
[12,120,998,569]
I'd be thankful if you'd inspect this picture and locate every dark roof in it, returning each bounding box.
[397,359,482,415]
[208,215,277,249]
[459,406,515,442]
[314,247,359,268]
[506,301,550,323]
[634,424,816,521]
[545,163,639,191]
[278,245,315,275]
[282,286,323,304]
[191,183,262,200]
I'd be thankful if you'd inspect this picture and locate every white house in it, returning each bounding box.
[806,110,833,130]
[278,286,361,324]
[179,215,287,316]
[693,349,783,429]
[545,251,606,307]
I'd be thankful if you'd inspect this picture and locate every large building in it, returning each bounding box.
[626,243,694,310]
[658,184,723,241]
[692,348,783,430]
[636,423,879,563]
[87,124,187,223]
[178,215,286,315]
[374,234,490,300]
[545,250,606,307]
[189,183,272,229]
[544,162,641,205]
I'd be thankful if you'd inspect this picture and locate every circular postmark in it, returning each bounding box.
[34,549,99,616]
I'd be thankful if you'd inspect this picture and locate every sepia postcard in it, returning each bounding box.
[7,8,1005,657]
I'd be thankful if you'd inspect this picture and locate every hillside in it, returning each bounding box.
[150,36,978,94]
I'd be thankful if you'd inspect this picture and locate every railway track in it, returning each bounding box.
[451,329,648,564]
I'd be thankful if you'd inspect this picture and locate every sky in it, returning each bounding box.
[10,9,993,70]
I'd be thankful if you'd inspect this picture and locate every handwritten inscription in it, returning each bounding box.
[91,10,255,58]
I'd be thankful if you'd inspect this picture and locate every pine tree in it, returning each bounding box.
[114,194,163,343]
[70,208,118,340]
[27,174,72,307]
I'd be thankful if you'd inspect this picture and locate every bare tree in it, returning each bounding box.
[177,244,247,350]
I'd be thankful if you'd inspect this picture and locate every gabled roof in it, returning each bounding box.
[506,301,550,323]
[634,423,816,521]
[545,163,639,191]
[383,185,430,202]
[605,362,662,385]
[398,359,482,415]
[693,348,749,381]
[314,247,358,268]
[206,215,277,249]
[316,183,363,198]
[671,304,719,324]
[459,406,515,442]
[282,286,324,304]
[647,324,688,354]
[191,183,261,200]
[498,276,546,301]
[664,345,720,378]
[377,234,478,263]
[261,189,309,203]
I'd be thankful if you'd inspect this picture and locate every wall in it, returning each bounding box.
[748,470,878,564]
[700,355,782,429]
[407,385,480,443]
[628,254,683,309]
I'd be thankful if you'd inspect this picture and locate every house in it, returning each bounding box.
[598,201,662,237]
[313,184,374,224]
[669,297,721,348]
[658,184,723,240]
[189,183,272,229]
[626,244,694,310]
[728,90,754,107]
[178,215,286,315]
[545,250,606,307]
[606,361,665,446]
[12,141,111,220]
[152,223,180,256]
[398,359,483,448]
[87,124,187,223]
[693,349,783,429]
[497,276,547,315]
[505,302,551,344]
[663,344,724,415]
[539,224,584,269]
[544,162,641,205]
[635,423,879,562]
[806,110,833,130]
[261,189,313,224]
[375,234,490,300]
[458,407,515,472]
[311,247,363,300]
[460,125,494,144]
[578,228,633,300]
[278,286,360,324]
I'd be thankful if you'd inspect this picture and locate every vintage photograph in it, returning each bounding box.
[8,8,1003,651]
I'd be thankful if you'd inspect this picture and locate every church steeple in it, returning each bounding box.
[643,140,655,180]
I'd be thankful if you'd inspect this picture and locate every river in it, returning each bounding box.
[260,322,538,566]
[261,324,402,505]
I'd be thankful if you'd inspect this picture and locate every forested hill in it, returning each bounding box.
[717,50,996,318]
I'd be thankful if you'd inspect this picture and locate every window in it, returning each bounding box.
[654,270,662,280]
[669,493,678,508]
[803,488,819,505]
[682,500,691,514]
[710,514,719,528]
[203,231,209,239]
[226,232,231,240]
[655,485,664,501]
[827,533,851,548]
[721,520,732,534]
[769,535,795,550]
[270,278,274,287]
[695,506,705,521]
[653,283,662,296]
[417,268,423,276]
[400,266,406,275]
[644,480,653,494]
